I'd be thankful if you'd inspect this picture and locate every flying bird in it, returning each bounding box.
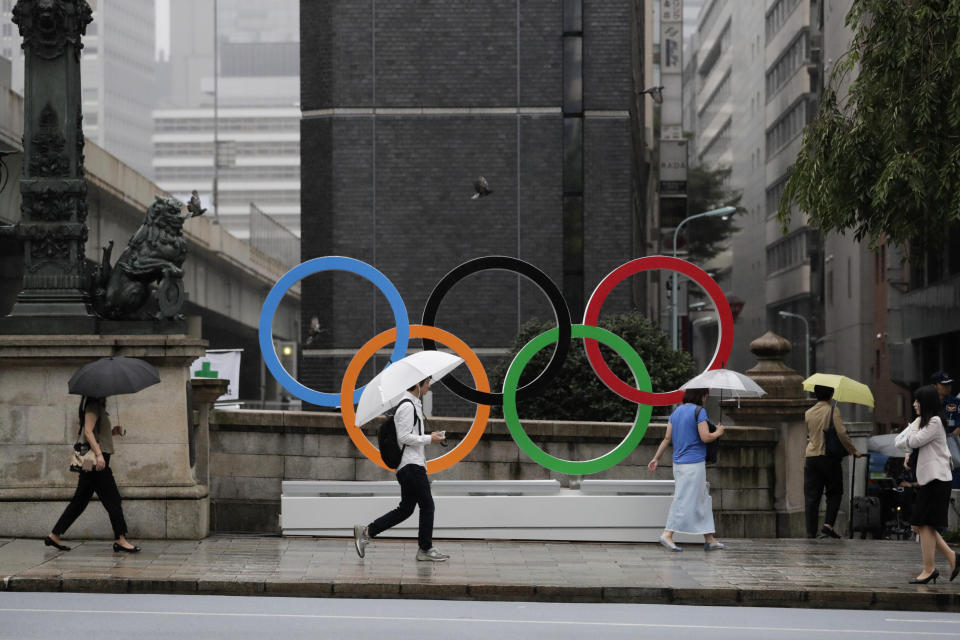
[471,176,492,200]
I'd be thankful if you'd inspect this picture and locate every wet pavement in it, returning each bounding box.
[2,535,958,611]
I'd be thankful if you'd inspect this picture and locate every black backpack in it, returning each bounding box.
[378,399,420,470]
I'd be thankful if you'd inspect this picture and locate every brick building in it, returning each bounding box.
[298,1,652,415]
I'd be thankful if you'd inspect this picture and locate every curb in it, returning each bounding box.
[3,576,959,611]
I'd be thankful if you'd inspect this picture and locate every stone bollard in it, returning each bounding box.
[723,331,810,537]
[189,378,230,490]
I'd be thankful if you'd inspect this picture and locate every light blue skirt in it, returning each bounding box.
[665,461,715,534]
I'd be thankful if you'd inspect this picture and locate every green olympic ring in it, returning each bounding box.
[501,324,653,475]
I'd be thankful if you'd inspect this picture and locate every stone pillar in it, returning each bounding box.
[0,334,211,539]
[0,1,96,334]
[189,378,229,489]
[724,331,810,537]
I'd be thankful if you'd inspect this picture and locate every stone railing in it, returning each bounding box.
[209,409,778,536]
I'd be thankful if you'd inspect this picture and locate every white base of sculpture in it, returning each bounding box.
[281,480,710,543]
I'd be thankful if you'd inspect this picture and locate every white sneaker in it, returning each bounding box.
[353,524,370,558]
[416,547,448,562]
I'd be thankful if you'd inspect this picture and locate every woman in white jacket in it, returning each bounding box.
[903,385,958,584]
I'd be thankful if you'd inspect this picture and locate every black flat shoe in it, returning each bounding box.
[909,568,939,584]
[113,542,140,553]
[43,536,70,551]
[950,550,959,582]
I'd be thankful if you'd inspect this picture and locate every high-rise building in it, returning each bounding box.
[0,0,156,178]
[152,0,300,239]
[298,1,655,415]
[685,0,766,372]
[761,0,824,376]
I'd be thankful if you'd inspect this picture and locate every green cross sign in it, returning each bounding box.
[195,361,219,378]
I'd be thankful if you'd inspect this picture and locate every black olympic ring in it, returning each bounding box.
[421,256,572,405]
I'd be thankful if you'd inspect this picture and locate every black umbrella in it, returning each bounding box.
[68,356,161,398]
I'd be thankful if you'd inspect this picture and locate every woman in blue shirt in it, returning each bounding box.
[648,388,725,551]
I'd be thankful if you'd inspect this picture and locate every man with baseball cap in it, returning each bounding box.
[931,371,960,488]
[931,372,959,434]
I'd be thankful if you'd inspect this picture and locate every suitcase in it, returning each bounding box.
[849,453,883,538]
[851,495,882,538]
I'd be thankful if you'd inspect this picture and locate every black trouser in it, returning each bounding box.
[804,455,843,537]
[367,464,434,551]
[52,453,128,539]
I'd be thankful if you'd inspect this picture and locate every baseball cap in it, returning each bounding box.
[930,371,954,384]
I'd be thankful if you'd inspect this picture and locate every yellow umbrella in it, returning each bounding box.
[802,373,874,408]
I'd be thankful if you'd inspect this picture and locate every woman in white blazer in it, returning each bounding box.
[903,385,958,584]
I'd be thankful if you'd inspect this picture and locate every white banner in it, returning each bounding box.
[190,349,242,402]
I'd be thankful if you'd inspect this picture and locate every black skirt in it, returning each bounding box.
[910,479,952,528]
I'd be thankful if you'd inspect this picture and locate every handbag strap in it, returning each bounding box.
[75,397,87,444]
[75,397,100,445]
[694,405,706,425]
[823,404,835,433]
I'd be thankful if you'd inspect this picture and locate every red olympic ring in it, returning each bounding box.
[582,256,733,406]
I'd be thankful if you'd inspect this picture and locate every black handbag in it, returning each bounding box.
[823,406,849,458]
[697,405,719,464]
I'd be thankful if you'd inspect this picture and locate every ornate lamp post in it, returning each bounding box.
[0,0,95,334]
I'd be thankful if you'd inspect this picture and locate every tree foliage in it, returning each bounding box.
[487,312,696,422]
[685,165,743,262]
[778,0,960,256]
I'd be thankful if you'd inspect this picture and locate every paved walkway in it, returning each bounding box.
[1,536,958,611]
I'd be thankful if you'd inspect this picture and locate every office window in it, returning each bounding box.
[766,99,808,159]
[765,0,801,43]
[766,32,809,101]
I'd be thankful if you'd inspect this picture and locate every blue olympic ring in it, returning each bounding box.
[258,256,409,407]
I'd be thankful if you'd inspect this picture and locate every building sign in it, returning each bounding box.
[661,24,682,73]
[661,0,683,22]
[659,139,688,195]
[659,0,686,225]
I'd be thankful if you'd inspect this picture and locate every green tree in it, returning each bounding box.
[684,165,742,262]
[778,0,960,256]
[488,312,696,422]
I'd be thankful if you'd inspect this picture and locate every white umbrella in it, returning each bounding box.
[868,434,904,458]
[680,368,767,398]
[680,368,766,422]
[354,350,464,426]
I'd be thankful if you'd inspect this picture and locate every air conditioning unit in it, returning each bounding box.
[809,46,821,66]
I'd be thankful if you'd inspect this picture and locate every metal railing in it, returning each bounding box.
[248,202,300,268]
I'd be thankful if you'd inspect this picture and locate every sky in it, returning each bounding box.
[155,0,170,59]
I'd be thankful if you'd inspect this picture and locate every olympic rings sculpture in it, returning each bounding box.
[258,255,733,475]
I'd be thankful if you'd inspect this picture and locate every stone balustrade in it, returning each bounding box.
[209,409,779,536]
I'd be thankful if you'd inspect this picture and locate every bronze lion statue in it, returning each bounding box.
[92,195,202,321]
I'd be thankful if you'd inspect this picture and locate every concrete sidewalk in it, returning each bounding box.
[2,535,959,612]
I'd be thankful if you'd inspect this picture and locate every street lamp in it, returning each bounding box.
[212,0,221,225]
[778,310,810,378]
[671,206,736,350]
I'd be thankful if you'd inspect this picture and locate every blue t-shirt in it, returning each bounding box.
[669,403,708,464]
